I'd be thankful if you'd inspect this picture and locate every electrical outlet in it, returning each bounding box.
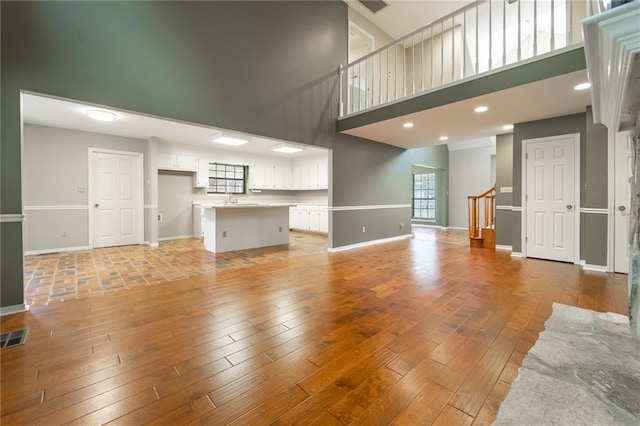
[157,213,163,222]
[279,226,283,232]
[362,226,366,233]
[61,230,68,237]
[400,222,404,229]
[222,231,227,238]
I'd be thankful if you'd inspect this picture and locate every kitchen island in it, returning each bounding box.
[201,204,292,253]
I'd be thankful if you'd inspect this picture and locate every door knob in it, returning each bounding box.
[94,203,99,208]
[618,205,626,212]
[566,204,573,210]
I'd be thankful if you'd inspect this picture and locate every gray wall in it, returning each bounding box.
[22,124,147,253]
[0,1,416,307]
[511,111,608,265]
[495,133,514,247]
[158,172,198,240]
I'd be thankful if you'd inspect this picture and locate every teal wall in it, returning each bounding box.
[1,1,434,308]
[509,111,608,264]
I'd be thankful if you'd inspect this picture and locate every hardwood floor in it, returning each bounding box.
[1,228,628,425]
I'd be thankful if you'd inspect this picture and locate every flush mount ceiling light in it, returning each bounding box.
[474,105,489,113]
[439,136,449,141]
[86,109,117,122]
[211,133,249,146]
[574,82,591,91]
[273,144,303,154]
[503,124,514,130]
[403,122,414,128]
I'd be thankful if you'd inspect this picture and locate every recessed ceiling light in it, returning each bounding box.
[574,82,591,91]
[403,122,414,128]
[86,109,117,122]
[212,133,249,146]
[503,124,514,130]
[273,145,303,154]
[474,106,488,113]
[439,136,448,141]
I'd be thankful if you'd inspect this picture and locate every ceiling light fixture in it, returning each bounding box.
[474,106,489,113]
[273,144,303,154]
[211,133,249,146]
[439,136,449,141]
[86,109,117,122]
[574,82,591,91]
[503,124,514,130]
[403,122,414,128]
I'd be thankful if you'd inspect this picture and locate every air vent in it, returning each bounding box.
[359,0,388,14]
[1,327,29,349]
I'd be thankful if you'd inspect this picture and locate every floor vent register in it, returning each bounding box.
[0,327,29,349]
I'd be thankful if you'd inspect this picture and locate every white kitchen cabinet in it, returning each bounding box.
[193,205,205,238]
[317,160,328,189]
[289,205,328,234]
[250,163,293,190]
[158,153,198,171]
[193,158,210,188]
[318,207,329,233]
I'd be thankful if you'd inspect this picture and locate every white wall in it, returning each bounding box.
[448,143,495,229]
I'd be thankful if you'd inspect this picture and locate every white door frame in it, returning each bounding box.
[88,148,144,248]
[521,133,581,264]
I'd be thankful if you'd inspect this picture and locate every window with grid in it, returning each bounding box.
[413,171,436,220]
[206,163,247,194]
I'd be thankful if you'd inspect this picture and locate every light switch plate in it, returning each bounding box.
[500,187,513,193]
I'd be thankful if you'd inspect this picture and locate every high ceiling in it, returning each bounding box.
[345,0,474,40]
[343,0,592,150]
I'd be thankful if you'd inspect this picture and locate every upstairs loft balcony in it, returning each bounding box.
[338,0,599,135]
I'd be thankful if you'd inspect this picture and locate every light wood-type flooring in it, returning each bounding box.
[1,228,629,425]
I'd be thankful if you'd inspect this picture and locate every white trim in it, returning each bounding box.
[443,226,467,231]
[25,246,90,256]
[23,205,88,211]
[412,224,444,229]
[583,264,608,272]
[607,127,615,273]
[496,245,512,251]
[511,206,523,212]
[144,205,158,209]
[0,214,25,223]
[496,205,513,211]
[157,235,194,242]
[88,148,144,249]
[580,208,608,214]
[511,252,523,258]
[329,204,411,211]
[328,234,412,252]
[521,133,581,264]
[145,241,159,248]
[0,304,29,317]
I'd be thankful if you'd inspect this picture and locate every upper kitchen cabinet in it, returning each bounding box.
[249,163,294,190]
[292,157,328,190]
[158,153,198,172]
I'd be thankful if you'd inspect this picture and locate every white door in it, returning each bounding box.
[91,150,143,248]
[614,131,633,273]
[524,134,579,263]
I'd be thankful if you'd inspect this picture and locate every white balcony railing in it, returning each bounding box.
[339,0,597,118]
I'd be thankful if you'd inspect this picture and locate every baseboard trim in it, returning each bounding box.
[145,241,159,248]
[511,252,523,258]
[0,304,29,316]
[25,246,90,256]
[583,263,608,272]
[412,224,443,229]
[158,235,195,242]
[444,226,467,231]
[496,245,512,251]
[328,234,412,252]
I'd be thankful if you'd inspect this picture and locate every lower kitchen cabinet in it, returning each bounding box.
[289,205,328,234]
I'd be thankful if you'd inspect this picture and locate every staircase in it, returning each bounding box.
[468,185,496,249]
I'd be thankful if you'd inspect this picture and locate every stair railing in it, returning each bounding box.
[468,185,496,239]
